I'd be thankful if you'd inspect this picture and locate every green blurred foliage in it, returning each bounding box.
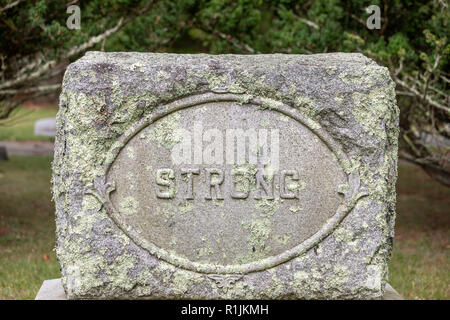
[1,1,446,69]
[0,0,449,179]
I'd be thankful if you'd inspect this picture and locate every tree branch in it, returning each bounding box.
[394,76,450,114]
[0,83,60,95]
[0,0,158,91]
[197,25,258,54]
[213,29,257,53]
[0,0,23,14]
[293,14,319,30]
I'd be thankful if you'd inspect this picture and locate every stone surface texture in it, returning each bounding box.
[34,279,403,300]
[53,52,399,299]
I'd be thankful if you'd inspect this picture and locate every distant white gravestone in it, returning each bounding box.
[52,52,399,299]
[34,117,56,136]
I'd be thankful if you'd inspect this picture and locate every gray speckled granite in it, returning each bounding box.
[53,52,399,299]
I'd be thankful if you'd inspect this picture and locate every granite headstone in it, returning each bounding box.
[52,52,399,299]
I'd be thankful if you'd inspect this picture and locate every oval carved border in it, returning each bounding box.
[86,92,367,275]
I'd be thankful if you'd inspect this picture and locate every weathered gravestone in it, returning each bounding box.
[0,146,8,161]
[52,52,399,299]
[34,117,57,137]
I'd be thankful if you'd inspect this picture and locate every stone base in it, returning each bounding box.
[383,283,404,300]
[35,279,67,300]
[35,278,403,300]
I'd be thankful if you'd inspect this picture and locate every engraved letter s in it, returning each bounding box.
[156,168,175,199]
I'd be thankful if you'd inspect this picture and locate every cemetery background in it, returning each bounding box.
[0,1,448,299]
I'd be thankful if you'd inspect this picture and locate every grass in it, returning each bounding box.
[0,156,60,299]
[0,106,57,141]
[388,163,449,299]
[0,156,448,299]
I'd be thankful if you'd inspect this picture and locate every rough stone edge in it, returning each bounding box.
[35,278,403,300]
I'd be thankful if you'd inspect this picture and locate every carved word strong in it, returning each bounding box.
[105,95,349,271]
[155,168,301,200]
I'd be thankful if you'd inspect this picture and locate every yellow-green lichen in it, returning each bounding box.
[178,201,194,214]
[149,112,182,149]
[274,233,291,245]
[119,196,139,215]
[351,86,394,140]
[242,215,272,254]
[255,197,279,217]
